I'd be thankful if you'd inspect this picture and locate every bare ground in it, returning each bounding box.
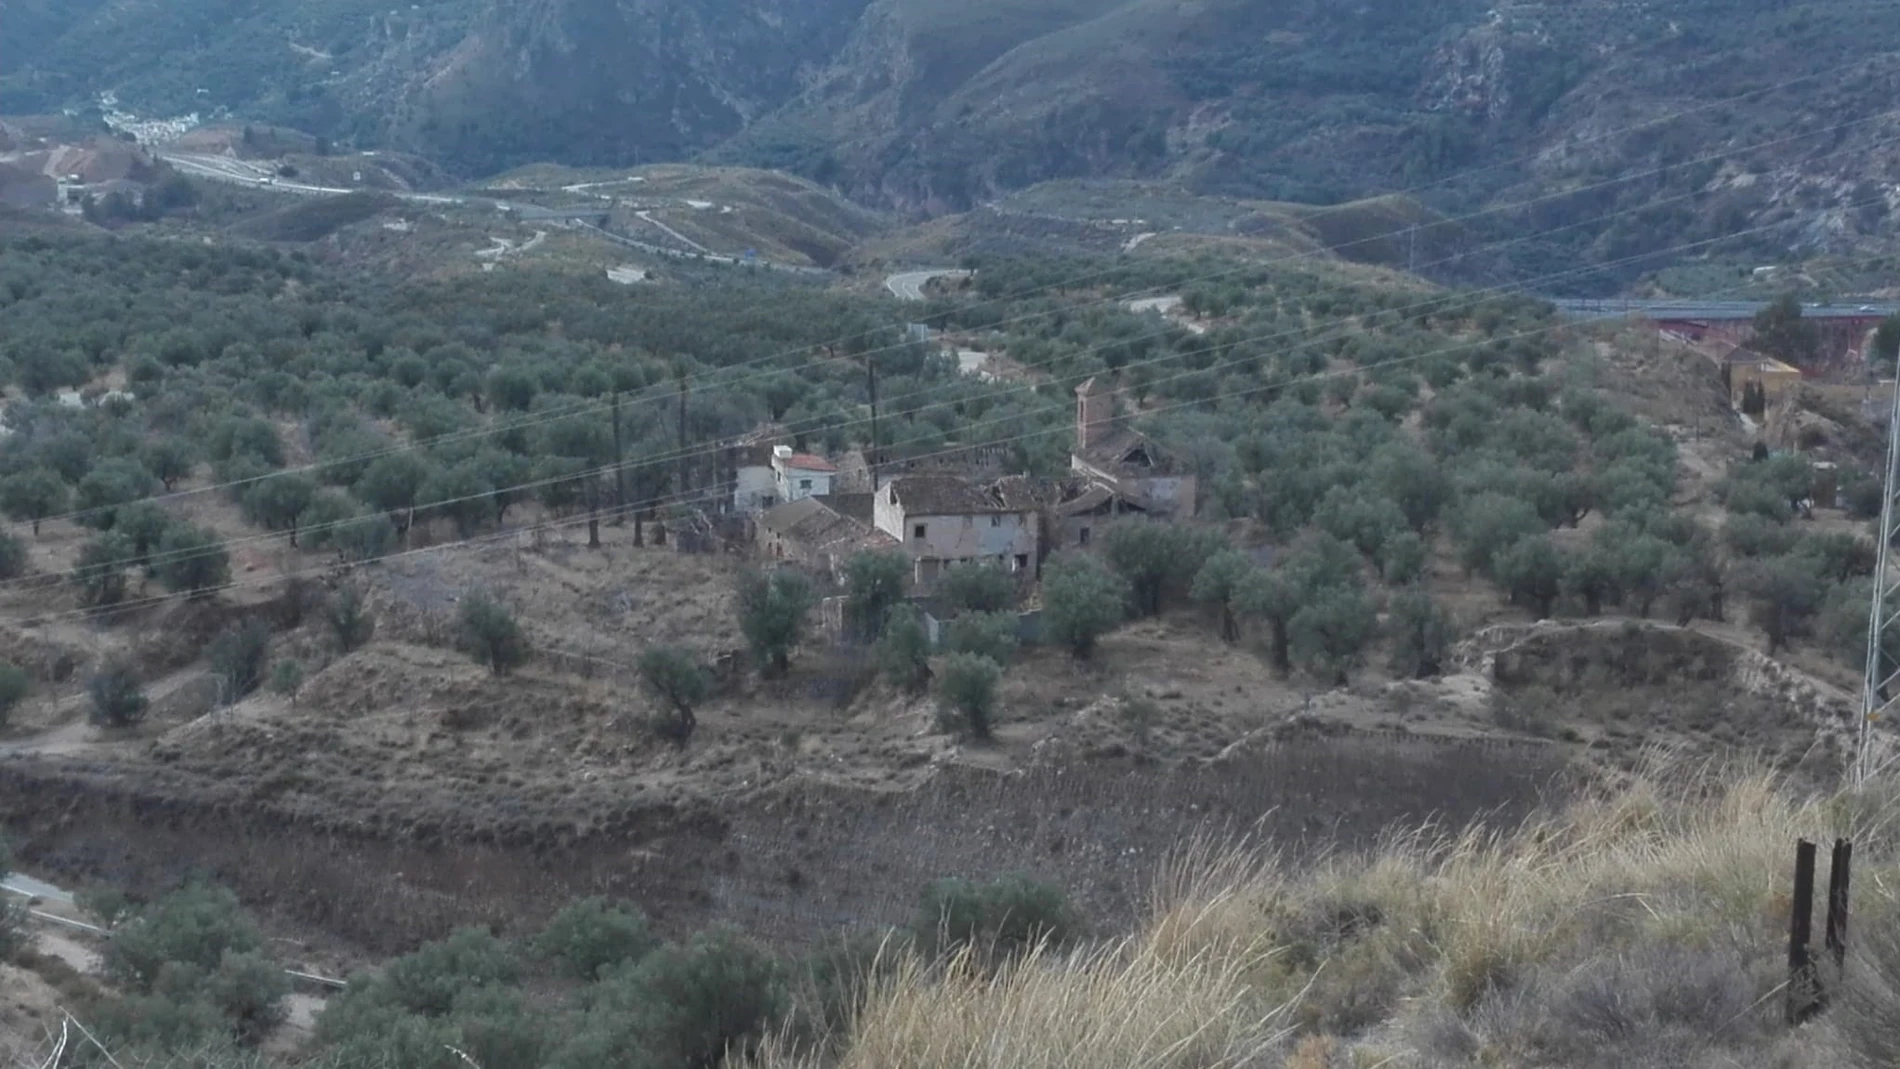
[0,322,1876,957]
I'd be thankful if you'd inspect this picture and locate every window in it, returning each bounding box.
[914,523,927,539]
[799,479,812,491]
[1015,554,1030,571]
[762,495,775,508]
[1079,527,1091,545]
[990,516,1002,527]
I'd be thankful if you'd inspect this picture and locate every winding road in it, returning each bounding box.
[885,268,971,301]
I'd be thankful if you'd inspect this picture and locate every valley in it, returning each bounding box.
[4,2,1900,1066]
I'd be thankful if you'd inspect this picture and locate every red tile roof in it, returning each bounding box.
[782,453,838,473]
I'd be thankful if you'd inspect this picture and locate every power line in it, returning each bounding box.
[17,88,1898,531]
[21,124,1900,588]
[23,230,1884,628]
[13,184,1895,594]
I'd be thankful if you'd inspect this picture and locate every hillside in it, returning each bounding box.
[0,210,1892,1060]
[9,0,1900,284]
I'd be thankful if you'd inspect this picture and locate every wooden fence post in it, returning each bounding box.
[1788,838,1818,1025]
[1826,838,1854,986]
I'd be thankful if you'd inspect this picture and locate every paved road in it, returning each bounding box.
[886,269,971,301]
[163,151,828,273]
[1550,297,1900,321]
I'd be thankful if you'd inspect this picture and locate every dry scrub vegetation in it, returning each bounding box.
[755,758,1900,1069]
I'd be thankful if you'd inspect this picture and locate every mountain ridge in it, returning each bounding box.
[8,0,1900,278]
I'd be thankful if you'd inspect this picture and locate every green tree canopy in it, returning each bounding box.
[455,589,530,675]
[843,549,911,642]
[736,568,816,678]
[155,523,231,598]
[938,652,1003,739]
[1,468,69,535]
[638,645,711,741]
[1042,554,1129,659]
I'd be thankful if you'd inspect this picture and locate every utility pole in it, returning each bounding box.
[610,389,626,521]
[867,350,880,488]
[675,364,691,509]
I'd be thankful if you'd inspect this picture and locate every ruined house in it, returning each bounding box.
[1068,377,1197,518]
[873,474,1042,584]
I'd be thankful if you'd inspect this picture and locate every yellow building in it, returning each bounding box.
[1717,344,1802,413]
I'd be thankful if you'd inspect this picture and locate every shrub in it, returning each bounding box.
[638,645,711,740]
[1388,588,1453,679]
[92,987,228,1052]
[736,568,816,678]
[877,603,932,693]
[785,932,908,1052]
[555,928,783,1069]
[1192,550,1259,643]
[205,949,292,1043]
[939,562,1018,615]
[0,661,28,728]
[1043,554,1128,659]
[155,522,232,597]
[114,501,173,572]
[88,660,148,728]
[912,874,1083,962]
[73,532,134,607]
[1289,584,1377,685]
[208,620,271,704]
[269,659,305,698]
[843,549,911,642]
[383,927,519,1017]
[941,611,1019,664]
[456,589,530,675]
[1740,555,1826,655]
[1102,521,1226,617]
[534,898,658,980]
[0,838,26,960]
[1831,914,1900,1066]
[938,653,1002,739]
[333,511,398,561]
[327,583,376,653]
[0,532,27,582]
[103,884,264,993]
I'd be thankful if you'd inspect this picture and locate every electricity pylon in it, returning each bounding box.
[1858,376,1900,786]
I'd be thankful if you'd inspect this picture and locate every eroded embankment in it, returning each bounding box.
[0,733,1568,954]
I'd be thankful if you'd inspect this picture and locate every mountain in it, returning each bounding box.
[9,0,1900,277]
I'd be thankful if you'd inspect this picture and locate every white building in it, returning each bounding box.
[873,474,1041,584]
[733,445,779,514]
[772,446,836,504]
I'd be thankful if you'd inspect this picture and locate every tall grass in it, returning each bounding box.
[765,756,1900,1069]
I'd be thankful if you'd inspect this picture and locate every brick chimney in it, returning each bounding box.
[1074,377,1111,452]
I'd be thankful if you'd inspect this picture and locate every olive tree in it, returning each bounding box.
[938,653,1002,739]
[455,589,530,675]
[1042,555,1128,659]
[736,568,816,678]
[638,645,711,741]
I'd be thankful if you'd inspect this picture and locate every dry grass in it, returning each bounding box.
[763,755,1900,1069]
[762,936,1296,1069]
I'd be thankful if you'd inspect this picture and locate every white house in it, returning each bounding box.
[772,446,836,503]
[733,444,779,514]
[873,474,1041,584]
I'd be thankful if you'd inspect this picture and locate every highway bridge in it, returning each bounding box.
[1549,298,1900,321]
